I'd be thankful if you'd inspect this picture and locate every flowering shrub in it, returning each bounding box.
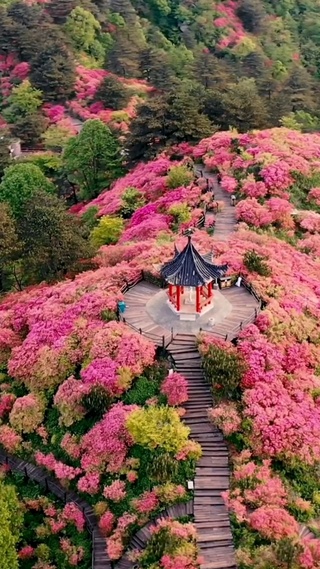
[160,372,188,406]
[9,394,45,434]
[132,518,200,569]
[54,377,90,427]
[103,480,127,502]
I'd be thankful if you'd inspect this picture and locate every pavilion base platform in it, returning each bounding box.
[166,296,215,321]
[145,289,233,335]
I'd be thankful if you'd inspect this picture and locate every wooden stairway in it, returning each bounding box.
[168,334,237,569]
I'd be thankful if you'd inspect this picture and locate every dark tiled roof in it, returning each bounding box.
[161,236,228,286]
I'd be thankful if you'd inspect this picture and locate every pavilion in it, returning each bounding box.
[160,234,228,319]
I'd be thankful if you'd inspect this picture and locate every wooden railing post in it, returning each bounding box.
[139,328,142,335]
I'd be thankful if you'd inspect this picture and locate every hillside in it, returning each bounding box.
[0,127,320,568]
[1,0,320,153]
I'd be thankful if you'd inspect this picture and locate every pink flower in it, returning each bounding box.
[18,545,35,559]
[77,472,100,495]
[249,506,299,540]
[161,372,188,406]
[62,503,85,532]
[99,510,115,536]
[103,480,127,502]
[132,490,159,514]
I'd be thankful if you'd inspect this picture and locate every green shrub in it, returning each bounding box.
[167,165,193,189]
[82,385,112,418]
[201,342,246,401]
[126,406,191,453]
[168,202,191,224]
[90,215,124,248]
[123,376,160,405]
[82,206,99,230]
[243,250,271,277]
[0,481,22,569]
[121,187,145,218]
[147,451,179,483]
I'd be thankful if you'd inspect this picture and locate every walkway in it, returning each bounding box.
[169,334,236,569]
[195,166,237,241]
[0,449,111,569]
[123,282,259,341]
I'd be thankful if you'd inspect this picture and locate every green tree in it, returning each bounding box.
[10,112,48,146]
[18,191,92,283]
[284,65,316,113]
[107,25,144,78]
[126,86,213,162]
[219,78,268,132]
[96,75,130,110]
[90,215,124,247]
[0,131,12,179]
[0,481,23,569]
[139,47,174,89]
[47,0,76,23]
[0,203,22,290]
[236,0,267,33]
[30,43,76,102]
[42,124,75,151]
[4,80,43,122]
[64,7,101,54]
[0,163,54,217]
[63,119,124,199]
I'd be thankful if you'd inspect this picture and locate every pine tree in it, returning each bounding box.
[139,48,173,89]
[219,78,269,132]
[126,86,214,163]
[47,0,76,23]
[18,191,92,283]
[30,43,76,101]
[96,75,130,110]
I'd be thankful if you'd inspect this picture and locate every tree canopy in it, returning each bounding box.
[63,119,124,199]
[0,163,55,217]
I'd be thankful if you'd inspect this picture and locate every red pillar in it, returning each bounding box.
[176,285,181,311]
[169,284,173,301]
[196,286,201,313]
[208,282,212,298]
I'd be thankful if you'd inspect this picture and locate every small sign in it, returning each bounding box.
[187,480,194,490]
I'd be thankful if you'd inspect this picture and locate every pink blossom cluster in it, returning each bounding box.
[0,54,29,98]
[103,480,127,502]
[106,513,137,559]
[79,403,138,474]
[160,372,188,406]
[60,537,84,566]
[131,490,159,514]
[35,451,82,482]
[308,187,320,206]
[208,402,242,436]
[9,393,44,434]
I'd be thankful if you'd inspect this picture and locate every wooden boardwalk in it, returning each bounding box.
[169,334,236,569]
[115,501,194,569]
[123,281,259,342]
[0,449,111,569]
[195,167,237,241]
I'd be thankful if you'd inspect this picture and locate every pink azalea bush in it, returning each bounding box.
[9,393,45,433]
[160,372,188,406]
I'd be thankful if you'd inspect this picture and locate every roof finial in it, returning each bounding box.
[183,228,194,242]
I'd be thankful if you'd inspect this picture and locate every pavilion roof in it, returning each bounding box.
[161,236,228,287]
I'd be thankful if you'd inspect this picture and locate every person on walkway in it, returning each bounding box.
[230,194,236,206]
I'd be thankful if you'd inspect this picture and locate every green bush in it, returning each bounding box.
[167,165,194,189]
[168,202,191,225]
[82,206,99,230]
[126,406,191,453]
[243,250,271,277]
[121,187,145,218]
[123,376,160,406]
[201,342,246,401]
[90,215,124,247]
[0,481,23,569]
